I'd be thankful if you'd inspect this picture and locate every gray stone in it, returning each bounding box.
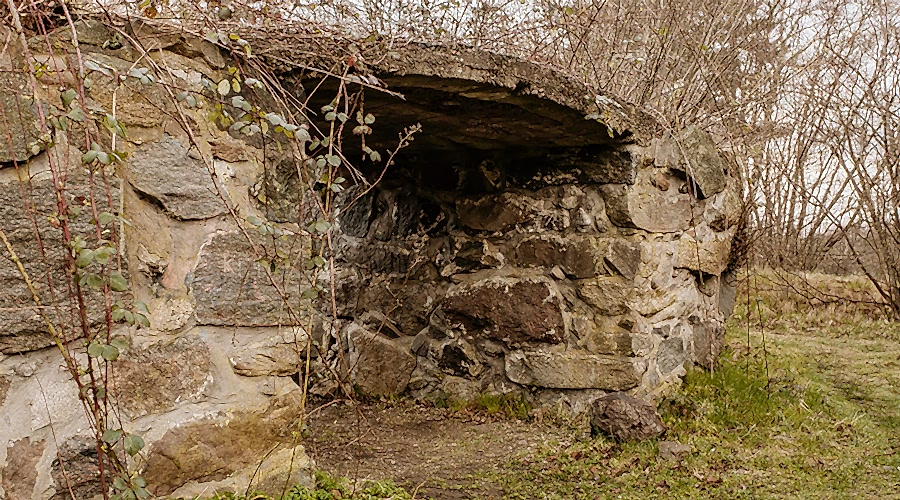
[189,229,306,326]
[590,392,665,441]
[109,336,212,417]
[125,135,228,220]
[718,270,738,317]
[410,329,431,356]
[658,336,686,375]
[348,325,417,396]
[0,73,42,163]
[0,146,122,354]
[441,276,565,345]
[229,327,310,377]
[440,375,480,401]
[689,316,725,369]
[601,178,694,233]
[659,440,692,461]
[656,127,727,199]
[505,350,641,390]
[577,276,632,316]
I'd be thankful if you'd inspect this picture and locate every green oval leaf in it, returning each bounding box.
[75,249,94,268]
[124,434,145,456]
[109,272,129,292]
[102,428,123,444]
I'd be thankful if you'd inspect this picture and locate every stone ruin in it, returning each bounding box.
[0,20,740,498]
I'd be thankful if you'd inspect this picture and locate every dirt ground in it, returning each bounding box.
[306,401,570,499]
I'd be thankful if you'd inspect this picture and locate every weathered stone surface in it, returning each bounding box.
[575,321,634,355]
[50,436,105,500]
[505,351,641,390]
[718,270,738,317]
[0,145,122,354]
[441,276,565,344]
[3,437,43,500]
[436,338,484,378]
[655,127,727,199]
[348,325,417,396]
[229,327,310,377]
[0,73,42,163]
[457,192,530,232]
[577,276,632,316]
[359,280,445,336]
[512,235,606,279]
[189,229,306,326]
[439,375,480,401]
[143,393,305,496]
[689,316,725,369]
[82,53,172,130]
[605,240,641,280]
[590,392,665,441]
[0,374,10,407]
[125,135,227,220]
[659,440,692,461]
[371,44,651,145]
[601,176,694,233]
[658,336,686,375]
[164,445,314,499]
[109,336,212,417]
[676,227,733,275]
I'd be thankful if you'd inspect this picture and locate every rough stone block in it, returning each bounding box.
[228,327,311,377]
[676,227,733,275]
[591,392,665,441]
[604,239,642,280]
[0,73,42,163]
[143,393,308,496]
[658,336,686,375]
[2,437,44,500]
[348,324,417,396]
[436,338,484,378]
[0,145,123,354]
[577,276,633,316]
[655,127,727,199]
[601,177,694,233]
[50,436,105,500]
[441,276,565,344]
[457,191,568,233]
[189,229,307,326]
[125,135,228,220]
[505,350,641,390]
[110,336,212,418]
[689,315,725,369]
[512,234,606,279]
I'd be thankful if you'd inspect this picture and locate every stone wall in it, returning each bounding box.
[0,20,741,499]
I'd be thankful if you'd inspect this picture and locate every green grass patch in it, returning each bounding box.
[490,334,900,499]
[203,471,412,500]
[432,391,532,421]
